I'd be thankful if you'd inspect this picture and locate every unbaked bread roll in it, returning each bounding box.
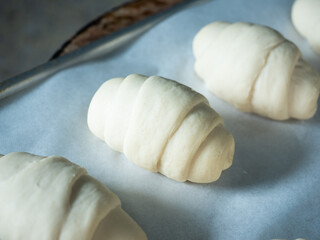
[193,21,320,120]
[292,0,320,54]
[0,152,147,240]
[88,74,234,183]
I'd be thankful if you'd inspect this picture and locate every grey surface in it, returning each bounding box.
[0,0,129,81]
[1,0,320,239]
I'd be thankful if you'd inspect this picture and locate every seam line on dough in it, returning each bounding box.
[73,175,120,240]
[247,39,285,111]
[287,48,302,116]
[156,101,207,171]
[105,77,125,143]
[2,154,45,182]
[53,158,87,239]
[196,22,231,60]
[90,205,122,240]
[184,113,223,181]
[123,75,148,152]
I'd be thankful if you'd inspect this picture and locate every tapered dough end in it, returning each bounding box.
[289,59,320,119]
[88,78,124,141]
[157,102,224,183]
[188,125,235,183]
[92,206,147,240]
[222,135,235,171]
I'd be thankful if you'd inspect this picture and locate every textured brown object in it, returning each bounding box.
[52,0,185,59]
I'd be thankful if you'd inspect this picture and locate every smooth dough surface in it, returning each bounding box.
[292,0,320,54]
[88,74,235,183]
[0,152,147,240]
[193,21,320,120]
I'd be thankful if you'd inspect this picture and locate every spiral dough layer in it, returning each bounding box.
[88,74,235,183]
[0,152,147,240]
[193,22,320,120]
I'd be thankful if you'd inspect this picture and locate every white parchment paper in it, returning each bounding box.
[1,0,320,239]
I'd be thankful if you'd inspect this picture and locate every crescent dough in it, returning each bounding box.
[292,0,320,54]
[88,74,235,183]
[193,22,320,120]
[0,152,147,240]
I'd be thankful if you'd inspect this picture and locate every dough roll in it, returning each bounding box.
[0,152,147,240]
[88,74,235,183]
[292,0,320,55]
[193,21,320,120]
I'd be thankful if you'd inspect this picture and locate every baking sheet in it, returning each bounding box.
[1,0,320,239]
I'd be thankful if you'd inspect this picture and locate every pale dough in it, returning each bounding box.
[292,0,320,54]
[88,74,235,183]
[193,21,320,120]
[0,152,147,240]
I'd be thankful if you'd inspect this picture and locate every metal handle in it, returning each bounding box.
[0,0,197,101]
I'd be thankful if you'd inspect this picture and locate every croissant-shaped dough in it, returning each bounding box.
[88,74,234,183]
[193,21,320,120]
[0,152,147,240]
[292,0,320,54]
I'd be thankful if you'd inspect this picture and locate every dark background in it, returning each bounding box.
[0,0,130,81]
